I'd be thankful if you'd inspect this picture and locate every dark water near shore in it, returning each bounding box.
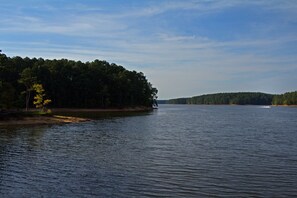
[1,105,297,197]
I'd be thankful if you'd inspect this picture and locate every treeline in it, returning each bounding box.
[272,91,297,105]
[0,52,157,109]
[165,92,297,105]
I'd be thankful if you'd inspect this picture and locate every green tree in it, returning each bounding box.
[168,92,274,105]
[0,52,158,109]
[18,68,36,111]
[0,81,15,109]
[272,91,297,105]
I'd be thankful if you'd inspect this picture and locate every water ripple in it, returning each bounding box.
[1,105,297,197]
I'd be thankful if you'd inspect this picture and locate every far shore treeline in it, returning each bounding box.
[0,52,158,109]
[160,92,297,105]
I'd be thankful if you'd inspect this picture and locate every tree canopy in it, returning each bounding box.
[0,52,158,109]
[272,91,297,105]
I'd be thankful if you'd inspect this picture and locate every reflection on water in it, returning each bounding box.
[1,105,297,197]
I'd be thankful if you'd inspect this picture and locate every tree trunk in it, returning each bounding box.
[25,90,30,111]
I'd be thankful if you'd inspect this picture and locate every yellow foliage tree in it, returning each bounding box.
[33,83,52,112]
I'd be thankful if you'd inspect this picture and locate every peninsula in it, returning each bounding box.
[0,52,158,125]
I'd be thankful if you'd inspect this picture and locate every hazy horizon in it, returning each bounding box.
[1,0,296,99]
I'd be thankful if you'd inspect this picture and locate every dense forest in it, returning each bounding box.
[272,91,297,105]
[0,52,158,109]
[165,92,297,105]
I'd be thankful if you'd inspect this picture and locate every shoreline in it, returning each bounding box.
[51,107,153,113]
[0,107,152,126]
[162,104,297,106]
[0,115,90,126]
[271,105,297,107]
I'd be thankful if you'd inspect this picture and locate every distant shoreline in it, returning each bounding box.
[160,91,297,106]
[160,104,297,106]
[271,105,297,107]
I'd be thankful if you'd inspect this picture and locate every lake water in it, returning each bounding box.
[1,105,297,197]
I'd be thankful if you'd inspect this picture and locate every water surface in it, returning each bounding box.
[1,105,297,197]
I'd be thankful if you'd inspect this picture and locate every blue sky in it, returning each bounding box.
[1,0,297,99]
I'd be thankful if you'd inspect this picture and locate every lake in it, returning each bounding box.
[1,105,297,197]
